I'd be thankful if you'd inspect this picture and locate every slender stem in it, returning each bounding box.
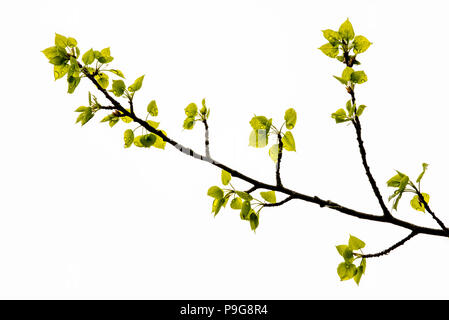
[276,133,283,187]
[202,119,211,159]
[264,195,294,207]
[414,188,449,236]
[82,66,449,239]
[361,231,417,258]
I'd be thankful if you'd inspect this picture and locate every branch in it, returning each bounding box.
[263,195,294,207]
[416,190,449,236]
[202,119,211,159]
[360,231,417,258]
[82,67,449,239]
[276,133,283,187]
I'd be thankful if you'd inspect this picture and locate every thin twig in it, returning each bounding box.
[361,231,417,258]
[276,133,283,187]
[203,119,211,159]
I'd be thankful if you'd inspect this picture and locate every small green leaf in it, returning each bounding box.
[351,71,368,84]
[133,136,144,147]
[67,37,77,48]
[124,129,134,148]
[282,131,296,152]
[341,67,354,82]
[221,170,232,185]
[54,64,69,80]
[354,267,363,285]
[106,69,125,78]
[356,105,367,117]
[110,79,126,97]
[318,43,339,58]
[240,201,251,220]
[74,106,89,112]
[322,29,341,46]
[183,117,195,130]
[284,108,297,130]
[387,173,404,188]
[67,76,80,94]
[230,198,243,210]
[140,134,157,148]
[147,120,160,129]
[342,247,354,262]
[235,191,253,201]
[269,144,279,162]
[353,35,371,54]
[337,262,357,281]
[260,191,276,204]
[249,129,268,148]
[338,19,355,41]
[416,163,429,183]
[95,72,109,89]
[55,33,68,47]
[331,108,349,123]
[128,75,145,92]
[82,49,95,65]
[75,107,93,126]
[249,211,259,232]
[250,116,271,130]
[336,245,349,257]
[98,47,113,63]
[410,193,430,212]
[184,103,198,117]
[212,198,225,216]
[147,100,158,117]
[153,131,167,150]
[348,235,365,250]
[333,75,348,85]
[207,186,224,200]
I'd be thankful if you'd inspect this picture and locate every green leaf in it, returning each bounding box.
[392,175,410,210]
[260,191,276,204]
[353,35,371,54]
[410,193,430,212]
[354,266,363,285]
[346,100,354,116]
[54,64,69,80]
[128,75,145,92]
[147,100,158,117]
[106,69,125,78]
[200,98,207,115]
[338,19,355,41]
[95,73,109,89]
[230,198,243,210]
[221,170,232,185]
[212,198,225,216]
[348,235,365,250]
[185,103,198,117]
[356,105,367,117]
[240,201,251,220]
[42,46,67,61]
[250,116,272,131]
[75,106,90,113]
[341,67,354,82]
[336,245,348,257]
[121,109,133,123]
[140,134,157,148]
[282,131,296,152]
[98,47,113,63]
[318,43,339,58]
[351,71,368,84]
[67,76,80,94]
[333,75,348,85]
[67,37,77,48]
[133,136,144,147]
[75,107,93,126]
[153,131,167,150]
[183,117,195,130]
[55,33,68,47]
[49,55,69,66]
[249,211,259,232]
[269,144,279,162]
[82,49,95,65]
[416,163,429,183]
[342,247,354,262]
[387,172,405,188]
[207,186,224,200]
[337,262,357,281]
[284,108,297,130]
[331,108,349,123]
[124,129,134,148]
[110,79,126,97]
[322,29,341,46]
[249,129,268,148]
[235,191,253,201]
[146,120,160,129]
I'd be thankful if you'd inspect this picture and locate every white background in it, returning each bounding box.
[1,0,449,299]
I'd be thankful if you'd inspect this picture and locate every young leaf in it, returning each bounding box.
[221,170,232,185]
[337,262,357,281]
[147,100,158,117]
[353,35,371,54]
[147,120,160,129]
[140,134,157,148]
[183,117,195,130]
[354,266,363,285]
[282,131,296,152]
[249,212,259,232]
[260,191,276,204]
[250,116,271,130]
[212,198,225,216]
[333,75,348,85]
[230,198,243,210]
[124,129,134,148]
[54,64,69,80]
[185,103,198,117]
[322,29,341,46]
[331,108,349,123]
[111,80,126,97]
[153,131,167,150]
[128,75,145,92]
[67,37,77,48]
[350,71,368,84]
[269,144,279,162]
[240,201,251,220]
[336,245,349,257]
[318,43,339,58]
[55,33,68,48]
[410,193,430,212]
[82,49,95,65]
[338,19,355,42]
[207,186,224,200]
[235,191,253,201]
[356,105,367,117]
[67,76,80,94]
[348,235,365,250]
[342,67,354,82]
[106,69,125,78]
[284,108,297,130]
[249,129,268,148]
[95,72,109,89]
[416,163,429,183]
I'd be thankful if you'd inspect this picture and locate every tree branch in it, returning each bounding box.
[416,190,449,236]
[263,195,293,207]
[276,133,283,187]
[202,119,211,159]
[360,231,417,258]
[81,67,449,239]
